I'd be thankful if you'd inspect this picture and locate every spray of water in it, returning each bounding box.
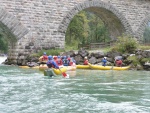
[0,56,7,64]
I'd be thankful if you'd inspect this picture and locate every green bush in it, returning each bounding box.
[141,58,150,64]
[112,34,139,53]
[127,56,140,66]
[139,45,150,50]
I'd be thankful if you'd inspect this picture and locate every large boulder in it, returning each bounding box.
[93,52,105,58]
[78,49,89,58]
[74,55,83,64]
[89,57,97,64]
[106,51,121,59]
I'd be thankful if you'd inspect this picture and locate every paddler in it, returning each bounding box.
[45,55,59,77]
[83,56,89,65]
[39,52,48,66]
[102,57,107,66]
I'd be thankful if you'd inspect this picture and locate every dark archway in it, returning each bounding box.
[58,0,132,41]
[136,14,150,40]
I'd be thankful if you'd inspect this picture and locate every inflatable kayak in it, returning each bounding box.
[19,66,39,69]
[44,67,67,76]
[88,63,130,70]
[76,65,90,69]
[39,64,48,71]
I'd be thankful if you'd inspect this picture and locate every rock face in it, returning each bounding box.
[4,49,150,71]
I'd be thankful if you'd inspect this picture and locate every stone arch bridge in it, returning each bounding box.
[0,0,150,64]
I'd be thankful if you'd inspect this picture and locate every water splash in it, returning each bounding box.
[0,56,7,64]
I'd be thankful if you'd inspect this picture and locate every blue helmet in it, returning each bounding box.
[48,55,52,59]
[43,52,46,55]
[57,56,61,58]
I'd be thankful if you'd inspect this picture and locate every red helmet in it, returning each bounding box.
[53,56,57,59]
[67,58,71,60]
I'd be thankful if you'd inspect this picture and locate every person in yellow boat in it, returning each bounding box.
[83,57,89,65]
[45,55,59,77]
[39,52,48,65]
[102,57,107,66]
[115,59,123,67]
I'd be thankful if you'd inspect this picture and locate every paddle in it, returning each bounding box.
[58,68,69,78]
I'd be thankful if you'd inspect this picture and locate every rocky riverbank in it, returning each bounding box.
[3,49,150,71]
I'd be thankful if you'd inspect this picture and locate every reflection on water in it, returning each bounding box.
[0,65,150,113]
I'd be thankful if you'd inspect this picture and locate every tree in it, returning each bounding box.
[143,26,150,44]
[0,34,8,53]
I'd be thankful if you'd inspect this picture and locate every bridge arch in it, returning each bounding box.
[136,14,150,40]
[0,8,29,41]
[58,0,133,41]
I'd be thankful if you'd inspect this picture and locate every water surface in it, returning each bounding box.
[0,65,149,113]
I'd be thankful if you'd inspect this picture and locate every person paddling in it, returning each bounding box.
[45,55,59,77]
[56,56,63,66]
[63,56,69,66]
[102,57,107,66]
[83,57,89,65]
[39,52,48,65]
[115,58,123,67]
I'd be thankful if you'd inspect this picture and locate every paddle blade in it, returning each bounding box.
[62,72,67,77]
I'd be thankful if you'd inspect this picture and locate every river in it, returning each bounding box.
[0,58,150,113]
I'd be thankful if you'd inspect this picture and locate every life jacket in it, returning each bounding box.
[69,61,73,66]
[42,55,48,61]
[84,60,88,65]
[116,60,122,65]
[56,59,63,66]
[47,60,53,68]
[63,59,69,66]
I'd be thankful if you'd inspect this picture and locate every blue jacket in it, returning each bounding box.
[46,60,59,69]
[102,59,107,66]
[63,58,69,66]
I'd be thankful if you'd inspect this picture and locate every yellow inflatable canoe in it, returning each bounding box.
[44,67,67,76]
[88,63,130,70]
[53,67,67,75]
[39,64,48,71]
[76,65,90,69]
[19,66,39,69]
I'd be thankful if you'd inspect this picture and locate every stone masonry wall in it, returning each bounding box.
[0,0,150,64]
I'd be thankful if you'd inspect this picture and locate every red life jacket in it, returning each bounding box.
[56,59,63,66]
[42,55,48,61]
[84,60,88,65]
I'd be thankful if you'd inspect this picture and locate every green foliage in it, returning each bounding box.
[65,11,110,49]
[143,26,150,44]
[65,11,89,45]
[65,40,79,50]
[141,58,150,64]
[139,45,150,50]
[127,56,140,66]
[0,34,8,53]
[112,34,139,53]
